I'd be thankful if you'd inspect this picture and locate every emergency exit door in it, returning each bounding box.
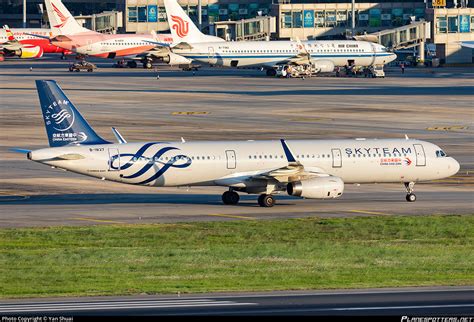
[332,148,342,168]
[413,144,426,166]
[225,150,236,169]
[108,148,120,171]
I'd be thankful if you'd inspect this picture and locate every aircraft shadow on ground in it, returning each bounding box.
[0,193,299,206]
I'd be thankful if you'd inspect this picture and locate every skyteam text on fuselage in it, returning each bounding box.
[19,80,460,207]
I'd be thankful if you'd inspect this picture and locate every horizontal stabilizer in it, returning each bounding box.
[9,148,31,154]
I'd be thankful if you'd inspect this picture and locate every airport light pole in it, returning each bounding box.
[198,0,202,31]
[23,0,27,28]
[351,0,355,36]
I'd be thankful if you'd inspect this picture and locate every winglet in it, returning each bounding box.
[280,139,297,163]
[111,127,127,144]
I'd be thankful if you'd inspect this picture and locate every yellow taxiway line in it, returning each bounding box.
[70,217,126,224]
[349,210,393,216]
[207,214,257,220]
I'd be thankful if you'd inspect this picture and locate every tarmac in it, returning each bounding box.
[0,56,473,227]
[1,287,473,316]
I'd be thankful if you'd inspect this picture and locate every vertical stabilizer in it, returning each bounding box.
[36,80,110,147]
[45,0,90,36]
[164,0,223,44]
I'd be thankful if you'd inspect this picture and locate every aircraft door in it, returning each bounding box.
[108,148,120,171]
[225,150,236,169]
[413,144,426,166]
[369,42,377,66]
[208,46,217,65]
[331,148,342,168]
[87,40,93,52]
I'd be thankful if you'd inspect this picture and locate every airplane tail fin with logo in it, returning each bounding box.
[164,0,222,44]
[45,0,90,36]
[36,80,110,147]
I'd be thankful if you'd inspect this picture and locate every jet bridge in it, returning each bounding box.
[355,21,431,65]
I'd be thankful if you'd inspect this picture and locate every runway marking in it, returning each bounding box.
[0,299,256,313]
[207,214,257,220]
[172,111,209,115]
[349,210,393,216]
[69,217,126,224]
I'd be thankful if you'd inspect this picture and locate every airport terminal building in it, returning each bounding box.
[1,0,473,63]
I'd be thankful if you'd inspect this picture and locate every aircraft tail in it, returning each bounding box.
[164,0,222,44]
[36,80,110,147]
[45,0,89,36]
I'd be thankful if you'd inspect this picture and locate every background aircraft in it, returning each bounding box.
[157,0,397,76]
[0,26,70,61]
[19,80,459,207]
[41,0,190,68]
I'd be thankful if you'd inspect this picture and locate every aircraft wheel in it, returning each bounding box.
[258,194,275,207]
[144,61,153,69]
[266,69,276,77]
[406,193,416,202]
[222,191,239,205]
[127,61,137,68]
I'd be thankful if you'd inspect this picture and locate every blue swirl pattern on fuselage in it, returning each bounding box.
[109,143,192,185]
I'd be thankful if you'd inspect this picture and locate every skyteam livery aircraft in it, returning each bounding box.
[21,80,459,207]
[151,0,397,76]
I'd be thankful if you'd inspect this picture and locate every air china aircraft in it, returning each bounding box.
[37,0,189,68]
[16,80,460,207]
[153,0,397,76]
[0,26,70,61]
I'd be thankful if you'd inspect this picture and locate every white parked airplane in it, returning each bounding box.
[33,0,191,68]
[151,0,397,76]
[19,80,459,207]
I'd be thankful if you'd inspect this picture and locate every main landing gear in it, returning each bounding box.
[222,190,239,205]
[404,182,416,202]
[258,194,275,207]
[221,191,276,207]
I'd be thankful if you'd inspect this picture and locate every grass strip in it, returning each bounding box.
[0,215,473,298]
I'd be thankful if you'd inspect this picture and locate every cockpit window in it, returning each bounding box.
[436,150,448,157]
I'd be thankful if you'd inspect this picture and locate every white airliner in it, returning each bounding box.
[151,0,397,75]
[34,0,190,68]
[17,80,459,207]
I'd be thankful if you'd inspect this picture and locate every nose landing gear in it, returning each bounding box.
[404,182,416,202]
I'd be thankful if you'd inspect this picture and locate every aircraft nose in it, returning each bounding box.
[449,158,460,176]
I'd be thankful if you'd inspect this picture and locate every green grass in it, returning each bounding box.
[0,215,473,298]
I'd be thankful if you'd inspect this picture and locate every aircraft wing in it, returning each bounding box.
[460,41,474,49]
[278,39,312,65]
[140,46,171,58]
[215,139,328,190]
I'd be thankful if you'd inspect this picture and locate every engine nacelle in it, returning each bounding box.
[16,45,44,59]
[312,60,335,73]
[162,52,192,65]
[287,176,344,199]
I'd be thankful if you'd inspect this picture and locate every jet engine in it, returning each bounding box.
[287,176,344,199]
[162,52,193,65]
[311,60,335,73]
[14,45,44,59]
